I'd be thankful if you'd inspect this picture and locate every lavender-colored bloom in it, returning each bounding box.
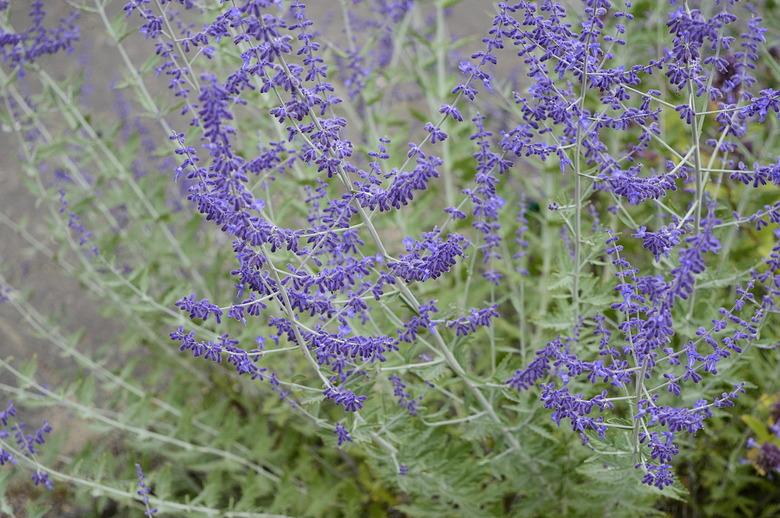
[446,305,499,336]
[388,374,419,416]
[641,463,675,489]
[439,104,463,122]
[607,168,679,205]
[513,196,530,275]
[324,387,366,412]
[0,401,53,490]
[507,354,550,391]
[465,113,511,283]
[668,204,721,302]
[334,422,352,446]
[398,300,438,343]
[358,150,442,212]
[444,206,466,220]
[390,232,467,283]
[58,190,99,256]
[311,330,398,370]
[634,225,684,261]
[0,401,15,426]
[13,420,52,456]
[539,384,609,443]
[0,1,80,73]
[0,448,14,466]
[637,400,711,434]
[424,122,448,144]
[136,464,159,517]
[175,294,223,323]
[31,470,53,490]
[640,432,679,464]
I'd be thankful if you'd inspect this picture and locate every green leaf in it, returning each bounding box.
[742,415,772,442]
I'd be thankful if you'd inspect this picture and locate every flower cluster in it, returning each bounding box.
[0,1,79,72]
[390,232,468,283]
[498,0,780,489]
[510,222,773,487]
[0,401,53,490]
[116,2,529,441]
[389,374,419,416]
[446,305,499,337]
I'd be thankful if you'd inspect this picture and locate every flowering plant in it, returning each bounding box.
[1,0,780,515]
